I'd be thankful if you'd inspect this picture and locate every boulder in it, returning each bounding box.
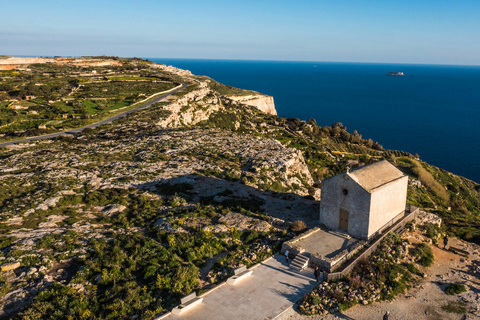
[1,262,21,272]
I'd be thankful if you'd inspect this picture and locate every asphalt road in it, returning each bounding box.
[0,83,187,148]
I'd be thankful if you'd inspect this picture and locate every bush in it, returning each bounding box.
[425,224,442,243]
[349,275,361,289]
[311,295,322,305]
[406,262,419,275]
[383,232,402,246]
[332,288,345,301]
[290,220,307,232]
[445,283,467,295]
[412,243,434,267]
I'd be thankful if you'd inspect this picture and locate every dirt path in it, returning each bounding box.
[285,235,480,320]
[199,251,229,288]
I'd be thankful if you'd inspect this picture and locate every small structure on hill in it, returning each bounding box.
[319,160,408,240]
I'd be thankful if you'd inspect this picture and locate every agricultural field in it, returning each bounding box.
[0,59,179,141]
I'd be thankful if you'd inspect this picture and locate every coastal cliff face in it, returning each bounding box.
[229,95,277,115]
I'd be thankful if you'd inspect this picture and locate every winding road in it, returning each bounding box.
[0,83,187,148]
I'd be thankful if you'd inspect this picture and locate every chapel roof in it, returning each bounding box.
[347,160,405,192]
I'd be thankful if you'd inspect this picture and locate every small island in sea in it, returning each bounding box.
[387,71,404,76]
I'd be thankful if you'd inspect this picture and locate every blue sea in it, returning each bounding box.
[150,58,480,184]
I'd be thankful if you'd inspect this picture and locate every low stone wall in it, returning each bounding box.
[281,227,321,258]
[310,241,365,272]
[324,205,421,281]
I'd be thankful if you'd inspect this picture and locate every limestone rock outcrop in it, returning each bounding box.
[155,85,218,128]
[229,95,277,115]
[1,262,20,272]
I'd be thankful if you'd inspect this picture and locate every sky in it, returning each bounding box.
[1,0,479,65]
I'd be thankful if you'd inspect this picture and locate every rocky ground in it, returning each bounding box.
[1,58,479,319]
[0,69,318,317]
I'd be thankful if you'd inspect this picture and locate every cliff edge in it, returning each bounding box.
[229,95,277,116]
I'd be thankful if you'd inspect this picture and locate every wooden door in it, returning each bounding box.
[339,209,349,232]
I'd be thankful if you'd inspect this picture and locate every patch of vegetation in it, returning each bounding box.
[412,243,434,267]
[442,301,467,314]
[445,283,467,295]
[0,236,16,249]
[424,223,443,244]
[410,160,450,202]
[290,220,307,232]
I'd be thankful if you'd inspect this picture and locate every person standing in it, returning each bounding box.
[443,234,449,250]
[383,311,389,320]
[314,267,321,282]
[285,250,289,263]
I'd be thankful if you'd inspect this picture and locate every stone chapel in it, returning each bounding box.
[319,160,408,240]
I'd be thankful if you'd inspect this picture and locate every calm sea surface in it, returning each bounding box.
[150,59,480,183]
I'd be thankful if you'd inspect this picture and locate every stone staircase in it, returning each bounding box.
[290,253,310,271]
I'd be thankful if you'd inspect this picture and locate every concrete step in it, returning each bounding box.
[290,253,309,271]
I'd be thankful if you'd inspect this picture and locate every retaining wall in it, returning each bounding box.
[324,204,420,281]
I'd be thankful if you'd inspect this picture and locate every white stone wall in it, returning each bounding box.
[367,176,408,238]
[319,174,371,239]
[320,172,408,240]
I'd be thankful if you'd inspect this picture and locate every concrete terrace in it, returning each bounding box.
[164,255,318,320]
[294,229,361,259]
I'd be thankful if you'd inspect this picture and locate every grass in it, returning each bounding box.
[82,100,98,114]
[106,99,131,111]
[410,159,450,202]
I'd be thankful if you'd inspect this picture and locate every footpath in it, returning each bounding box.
[163,254,318,320]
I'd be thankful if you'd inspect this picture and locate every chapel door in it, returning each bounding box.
[339,209,349,232]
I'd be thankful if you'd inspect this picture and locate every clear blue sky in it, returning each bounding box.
[1,0,479,65]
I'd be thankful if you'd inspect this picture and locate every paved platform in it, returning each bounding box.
[294,229,362,259]
[165,254,318,320]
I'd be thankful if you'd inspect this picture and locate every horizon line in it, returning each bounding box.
[3,54,480,67]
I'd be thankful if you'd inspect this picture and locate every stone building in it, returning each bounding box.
[319,160,408,240]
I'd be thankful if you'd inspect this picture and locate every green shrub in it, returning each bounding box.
[425,224,442,244]
[383,232,402,246]
[0,273,12,299]
[311,295,322,305]
[412,243,434,267]
[406,262,419,275]
[64,217,79,225]
[0,236,16,249]
[445,283,467,295]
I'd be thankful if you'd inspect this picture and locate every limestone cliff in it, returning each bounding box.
[155,84,220,128]
[229,95,277,115]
